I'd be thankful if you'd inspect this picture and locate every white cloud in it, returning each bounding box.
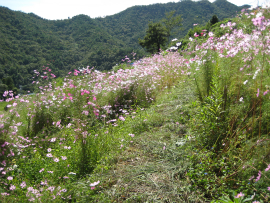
[1,0,178,19]
[0,0,263,20]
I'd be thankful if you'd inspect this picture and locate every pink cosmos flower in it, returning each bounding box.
[82,111,89,116]
[7,176,13,181]
[235,192,244,198]
[119,116,125,121]
[255,171,261,182]
[47,186,55,192]
[41,180,48,185]
[89,180,100,190]
[264,90,269,95]
[56,120,61,127]
[20,181,26,188]
[194,33,199,37]
[3,91,8,97]
[50,138,56,142]
[61,189,67,192]
[256,89,260,97]
[61,156,67,160]
[46,153,53,157]
[54,158,60,162]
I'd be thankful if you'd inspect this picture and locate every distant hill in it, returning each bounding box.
[0,0,249,92]
[95,0,249,48]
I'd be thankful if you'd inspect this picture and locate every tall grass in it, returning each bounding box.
[185,8,270,202]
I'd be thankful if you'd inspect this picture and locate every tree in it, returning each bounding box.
[0,84,8,99]
[210,15,219,25]
[138,11,183,53]
[161,11,183,43]
[4,76,14,91]
[138,22,168,54]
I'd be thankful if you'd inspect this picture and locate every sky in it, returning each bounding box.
[0,0,263,20]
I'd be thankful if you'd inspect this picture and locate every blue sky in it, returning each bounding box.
[0,0,262,20]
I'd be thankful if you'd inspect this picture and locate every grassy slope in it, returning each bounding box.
[2,6,270,203]
[76,79,204,202]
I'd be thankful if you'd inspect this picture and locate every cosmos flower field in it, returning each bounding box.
[1,7,270,202]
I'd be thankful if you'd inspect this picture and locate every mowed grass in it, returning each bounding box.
[71,79,207,202]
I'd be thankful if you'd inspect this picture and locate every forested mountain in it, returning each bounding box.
[95,0,249,48]
[0,0,249,93]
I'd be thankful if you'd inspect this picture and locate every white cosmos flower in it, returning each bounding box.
[170,46,178,50]
[89,181,100,187]
[256,12,263,18]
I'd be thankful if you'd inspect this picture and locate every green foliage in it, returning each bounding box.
[0,77,16,98]
[186,146,256,200]
[212,191,256,203]
[161,10,183,43]
[178,8,270,202]
[0,84,8,98]
[112,62,134,72]
[193,73,227,151]
[139,22,168,53]
[210,15,219,25]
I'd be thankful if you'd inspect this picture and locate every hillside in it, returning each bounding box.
[0,0,248,93]
[95,0,249,47]
[0,6,270,202]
